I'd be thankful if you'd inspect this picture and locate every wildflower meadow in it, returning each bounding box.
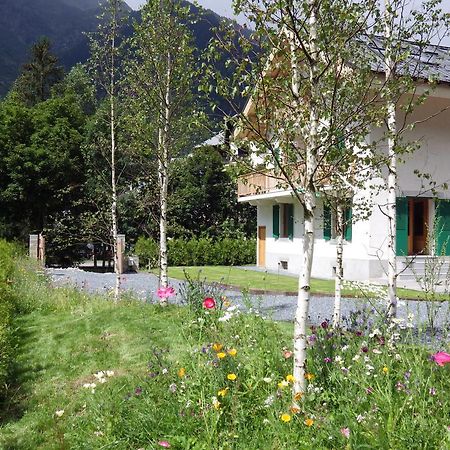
[0,251,450,449]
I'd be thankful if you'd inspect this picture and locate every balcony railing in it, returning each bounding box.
[237,164,334,198]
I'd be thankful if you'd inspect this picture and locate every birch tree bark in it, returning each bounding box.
[158,50,172,298]
[333,203,344,327]
[292,0,319,396]
[384,0,398,318]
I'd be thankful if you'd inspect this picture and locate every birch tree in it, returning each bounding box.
[88,0,128,300]
[125,0,202,302]
[206,0,384,394]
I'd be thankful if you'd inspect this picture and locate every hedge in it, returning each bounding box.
[0,240,18,397]
[134,237,256,268]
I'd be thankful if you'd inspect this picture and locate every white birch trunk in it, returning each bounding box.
[333,203,344,327]
[158,50,171,301]
[292,0,318,396]
[384,0,397,318]
[110,2,121,301]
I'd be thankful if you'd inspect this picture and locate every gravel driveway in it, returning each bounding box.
[48,268,450,328]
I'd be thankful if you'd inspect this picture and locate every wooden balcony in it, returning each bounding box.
[238,170,301,198]
[237,165,333,198]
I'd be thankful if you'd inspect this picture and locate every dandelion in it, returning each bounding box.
[281,413,291,422]
[382,367,389,374]
[218,388,228,397]
[305,418,314,427]
[228,348,237,357]
[286,374,295,383]
[178,367,186,378]
[340,427,350,439]
[212,343,223,352]
[217,352,227,359]
[304,373,315,381]
[278,380,289,389]
[227,373,237,381]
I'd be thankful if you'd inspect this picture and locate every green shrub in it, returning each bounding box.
[135,237,256,267]
[134,237,159,269]
[0,240,19,397]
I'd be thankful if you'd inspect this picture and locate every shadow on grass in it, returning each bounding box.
[0,320,47,425]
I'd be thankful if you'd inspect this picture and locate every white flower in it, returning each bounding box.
[263,377,272,383]
[356,414,365,423]
[106,370,115,377]
[218,312,233,322]
[369,329,381,338]
[352,354,361,361]
[227,305,238,312]
[366,365,374,371]
[264,395,275,407]
[99,378,107,384]
[83,383,96,389]
[55,409,65,417]
[334,355,343,364]
[162,368,168,375]
[372,349,382,354]
[94,431,104,437]
[341,345,349,352]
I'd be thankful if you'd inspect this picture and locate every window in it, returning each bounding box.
[323,205,352,242]
[273,204,294,240]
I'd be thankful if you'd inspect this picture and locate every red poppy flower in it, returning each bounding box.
[203,297,216,309]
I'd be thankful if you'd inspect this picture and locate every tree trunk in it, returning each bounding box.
[292,0,318,396]
[158,50,171,302]
[333,203,344,327]
[110,3,121,301]
[384,0,397,318]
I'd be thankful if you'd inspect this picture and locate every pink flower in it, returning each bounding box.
[157,286,175,299]
[203,297,216,309]
[432,351,450,366]
[158,441,171,448]
[340,427,350,439]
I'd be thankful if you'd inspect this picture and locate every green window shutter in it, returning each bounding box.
[288,204,294,240]
[396,197,408,255]
[273,205,280,239]
[323,205,331,241]
[344,208,352,242]
[435,199,450,256]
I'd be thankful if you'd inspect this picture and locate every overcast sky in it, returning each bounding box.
[126,0,245,23]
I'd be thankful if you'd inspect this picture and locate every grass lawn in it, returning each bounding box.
[159,266,436,300]
[2,256,449,449]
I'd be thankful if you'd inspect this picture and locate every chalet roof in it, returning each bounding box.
[365,36,450,84]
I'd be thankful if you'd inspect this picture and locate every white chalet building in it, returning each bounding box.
[237,43,450,285]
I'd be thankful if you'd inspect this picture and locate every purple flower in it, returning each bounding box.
[429,387,437,396]
[308,334,317,344]
[404,371,411,380]
[324,357,332,363]
[361,347,369,353]
[321,321,329,329]
[169,383,177,393]
[355,331,363,337]
[135,387,143,396]
[366,387,373,395]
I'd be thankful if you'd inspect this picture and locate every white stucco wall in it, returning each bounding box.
[251,90,450,282]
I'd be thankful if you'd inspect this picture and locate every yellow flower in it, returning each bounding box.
[212,397,221,410]
[382,366,389,374]
[304,418,314,427]
[281,413,291,423]
[227,373,237,381]
[213,343,223,352]
[177,367,186,378]
[304,373,315,381]
[278,380,289,389]
[286,374,295,383]
[218,388,229,397]
[294,392,303,401]
[223,300,231,308]
[227,348,237,357]
[217,352,227,359]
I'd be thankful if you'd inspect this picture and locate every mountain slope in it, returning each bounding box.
[0,0,240,98]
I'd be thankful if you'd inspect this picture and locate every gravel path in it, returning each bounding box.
[48,268,450,327]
